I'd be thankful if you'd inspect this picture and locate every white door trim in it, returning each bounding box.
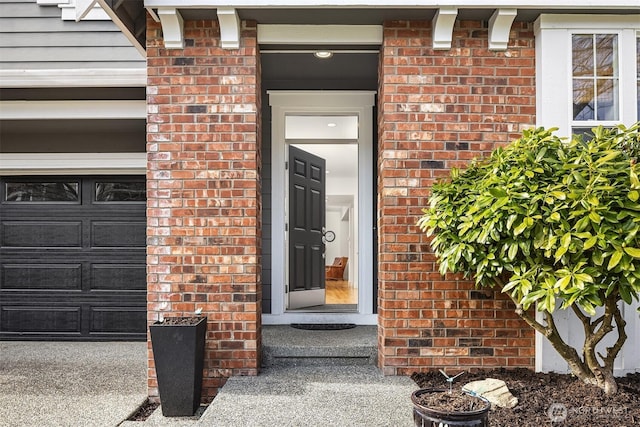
[265,90,376,325]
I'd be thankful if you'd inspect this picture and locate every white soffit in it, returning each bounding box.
[489,8,517,51]
[0,101,146,120]
[0,69,146,88]
[258,25,382,45]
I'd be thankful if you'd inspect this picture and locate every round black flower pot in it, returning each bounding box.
[411,388,491,427]
[150,316,207,417]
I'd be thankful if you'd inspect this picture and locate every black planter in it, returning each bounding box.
[411,388,490,427]
[150,316,207,417]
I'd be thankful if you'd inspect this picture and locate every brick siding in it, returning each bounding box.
[146,17,261,401]
[144,15,538,399]
[377,20,537,375]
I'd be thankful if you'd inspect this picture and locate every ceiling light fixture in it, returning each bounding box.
[314,51,333,59]
[327,122,337,127]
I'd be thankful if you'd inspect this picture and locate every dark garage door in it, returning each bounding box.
[0,176,146,340]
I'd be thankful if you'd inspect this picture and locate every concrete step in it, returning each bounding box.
[262,325,378,367]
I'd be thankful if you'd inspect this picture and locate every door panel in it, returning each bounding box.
[288,145,326,309]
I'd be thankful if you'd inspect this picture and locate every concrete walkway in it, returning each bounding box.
[199,365,416,426]
[0,341,147,427]
[1,334,418,426]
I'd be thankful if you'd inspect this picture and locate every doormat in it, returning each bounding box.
[290,323,356,331]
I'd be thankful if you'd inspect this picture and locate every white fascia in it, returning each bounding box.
[0,100,146,120]
[144,1,640,9]
[0,69,146,88]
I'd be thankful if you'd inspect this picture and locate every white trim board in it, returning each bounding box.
[265,90,376,325]
[0,153,146,175]
[0,100,146,120]
[144,1,640,8]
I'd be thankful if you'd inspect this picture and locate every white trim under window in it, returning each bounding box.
[535,14,640,138]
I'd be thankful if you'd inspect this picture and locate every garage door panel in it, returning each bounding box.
[1,306,82,334]
[0,176,146,341]
[91,264,146,291]
[2,221,82,247]
[91,221,146,247]
[90,307,147,334]
[1,263,82,291]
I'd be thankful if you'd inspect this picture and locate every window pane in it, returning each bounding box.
[572,127,595,140]
[595,34,617,77]
[572,35,594,77]
[596,79,618,120]
[572,33,619,123]
[573,79,595,120]
[95,182,146,202]
[5,182,79,202]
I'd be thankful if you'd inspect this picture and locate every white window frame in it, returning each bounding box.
[535,14,640,138]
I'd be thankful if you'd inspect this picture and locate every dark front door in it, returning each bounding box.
[288,145,326,309]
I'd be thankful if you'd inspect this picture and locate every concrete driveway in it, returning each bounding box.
[0,341,147,427]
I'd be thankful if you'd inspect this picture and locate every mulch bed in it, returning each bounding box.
[126,399,159,421]
[411,368,640,427]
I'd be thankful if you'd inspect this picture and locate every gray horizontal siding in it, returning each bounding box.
[1,1,144,70]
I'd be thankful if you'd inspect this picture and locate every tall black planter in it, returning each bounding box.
[411,388,490,427]
[150,316,207,417]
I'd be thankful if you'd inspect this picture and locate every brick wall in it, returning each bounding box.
[146,17,261,401]
[377,20,536,375]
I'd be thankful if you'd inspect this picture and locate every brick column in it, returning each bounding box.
[377,20,536,375]
[146,17,261,401]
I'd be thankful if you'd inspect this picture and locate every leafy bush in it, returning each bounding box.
[418,123,640,394]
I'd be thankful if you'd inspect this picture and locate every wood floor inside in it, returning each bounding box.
[325,280,357,304]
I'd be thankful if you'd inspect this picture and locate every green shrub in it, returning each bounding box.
[418,123,640,394]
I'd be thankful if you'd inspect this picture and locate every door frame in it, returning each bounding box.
[265,90,376,325]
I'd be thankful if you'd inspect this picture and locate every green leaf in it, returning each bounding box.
[583,236,597,250]
[589,211,601,224]
[555,275,571,291]
[628,190,639,202]
[489,187,507,198]
[514,221,527,236]
[608,250,623,270]
[554,246,568,261]
[508,244,518,261]
[623,247,640,258]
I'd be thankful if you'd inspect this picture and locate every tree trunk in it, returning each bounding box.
[510,295,626,395]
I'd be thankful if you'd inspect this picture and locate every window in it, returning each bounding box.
[4,182,79,202]
[95,182,146,202]
[535,15,640,138]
